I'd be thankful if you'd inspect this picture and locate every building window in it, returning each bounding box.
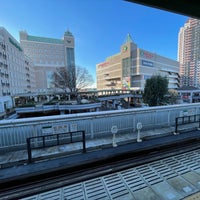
[122,58,131,77]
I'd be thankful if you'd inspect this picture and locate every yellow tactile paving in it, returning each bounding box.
[184,192,200,200]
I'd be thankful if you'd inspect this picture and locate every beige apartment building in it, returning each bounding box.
[96,34,179,91]
[0,27,36,96]
[178,18,200,88]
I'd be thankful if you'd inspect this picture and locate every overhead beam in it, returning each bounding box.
[125,0,200,19]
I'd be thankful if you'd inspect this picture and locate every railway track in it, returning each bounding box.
[1,137,200,200]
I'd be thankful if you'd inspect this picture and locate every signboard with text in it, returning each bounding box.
[142,60,154,67]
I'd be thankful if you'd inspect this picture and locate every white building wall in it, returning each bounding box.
[0,27,36,96]
[0,96,13,112]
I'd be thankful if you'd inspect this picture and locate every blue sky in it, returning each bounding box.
[0,0,188,85]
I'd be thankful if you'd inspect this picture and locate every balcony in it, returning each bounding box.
[105,82,116,87]
[1,44,6,50]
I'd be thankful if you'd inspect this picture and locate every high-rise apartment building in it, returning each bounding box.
[20,30,75,92]
[0,27,36,96]
[178,18,200,88]
[97,34,179,91]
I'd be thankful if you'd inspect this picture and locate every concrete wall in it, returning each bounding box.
[0,103,199,151]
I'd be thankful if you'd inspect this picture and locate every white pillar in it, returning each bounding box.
[136,122,142,142]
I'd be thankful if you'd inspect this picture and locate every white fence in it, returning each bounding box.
[15,103,102,113]
[0,103,199,151]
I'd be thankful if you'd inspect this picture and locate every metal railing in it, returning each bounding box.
[15,103,102,113]
[26,130,86,163]
[174,114,200,134]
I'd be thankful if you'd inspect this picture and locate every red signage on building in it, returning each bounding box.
[98,62,109,68]
[140,50,154,59]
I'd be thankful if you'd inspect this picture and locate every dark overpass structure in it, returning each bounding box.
[126,0,200,19]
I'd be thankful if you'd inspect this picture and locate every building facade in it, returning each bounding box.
[178,18,200,88]
[0,27,36,96]
[96,34,179,91]
[20,30,75,92]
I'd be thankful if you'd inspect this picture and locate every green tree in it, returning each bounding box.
[143,75,168,106]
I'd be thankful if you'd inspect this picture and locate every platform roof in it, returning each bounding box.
[125,0,200,19]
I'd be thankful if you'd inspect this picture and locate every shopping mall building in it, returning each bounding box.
[96,34,179,91]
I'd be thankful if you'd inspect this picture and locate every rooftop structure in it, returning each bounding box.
[124,33,133,43]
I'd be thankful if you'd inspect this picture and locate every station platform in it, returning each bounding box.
[0,125,200,184]
[0,126,174,168]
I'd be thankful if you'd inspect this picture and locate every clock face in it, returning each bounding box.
[122,45,128,52]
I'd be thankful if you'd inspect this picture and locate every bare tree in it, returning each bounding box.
[76,66,94,91]
[53,67,70,92]
[52,66,94,93]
